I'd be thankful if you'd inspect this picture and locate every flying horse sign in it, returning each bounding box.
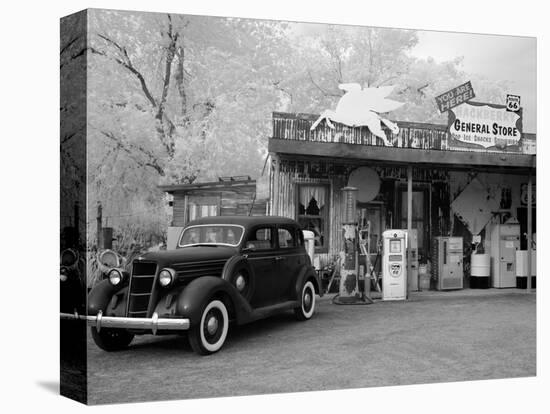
[310,83,404,146]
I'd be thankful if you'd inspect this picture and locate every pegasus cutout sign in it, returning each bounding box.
[310,84,404,146]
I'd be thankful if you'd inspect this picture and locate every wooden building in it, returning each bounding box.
[160,176,267,249]
[268,111,536,288]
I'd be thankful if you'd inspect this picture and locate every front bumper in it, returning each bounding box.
[60,311,190,335]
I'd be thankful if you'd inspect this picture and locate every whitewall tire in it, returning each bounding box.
[189,299,229,355]
[294,281,316,321]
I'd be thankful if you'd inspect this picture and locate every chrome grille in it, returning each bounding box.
[127,261,157,317]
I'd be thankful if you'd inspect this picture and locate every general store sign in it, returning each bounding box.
[448,101,522,149]
[435,81,475,113]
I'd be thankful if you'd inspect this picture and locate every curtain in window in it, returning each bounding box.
[299,185,326,215]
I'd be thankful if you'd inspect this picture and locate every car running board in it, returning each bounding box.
[247,300,300,323]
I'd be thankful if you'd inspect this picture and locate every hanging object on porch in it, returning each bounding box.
[333,187,372,305]
[451,177,499,235]
[310,83,405,146]
[348,167,381,203]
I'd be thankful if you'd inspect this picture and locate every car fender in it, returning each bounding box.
[294,265,322,300]
[88,279,124,316]
[221,255,255,301]
[60,268,86,314]
[176,276,253,327]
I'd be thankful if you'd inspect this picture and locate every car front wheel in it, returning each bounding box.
[91,327,134,351]
[189,299,229,355]
[294,280,316,321]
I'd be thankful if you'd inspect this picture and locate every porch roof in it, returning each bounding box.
[268,138,536,173]
[159,178,255,194]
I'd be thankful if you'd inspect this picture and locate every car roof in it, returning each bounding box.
[187,215,299,228]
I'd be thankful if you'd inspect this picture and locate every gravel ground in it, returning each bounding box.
[86,289,536,405]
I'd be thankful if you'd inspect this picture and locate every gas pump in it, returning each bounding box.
[333,187,372,305]
[382,230,407,300]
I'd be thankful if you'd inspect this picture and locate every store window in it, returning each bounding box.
[297,184,329,252]
[187,196,219,222]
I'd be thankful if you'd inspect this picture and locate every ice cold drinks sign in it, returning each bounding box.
[448,102,522,149]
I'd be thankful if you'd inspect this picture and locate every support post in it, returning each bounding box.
[183,194,189,226]
[527,174,532,290]
[270,154,280,216]
[407,165,413,299]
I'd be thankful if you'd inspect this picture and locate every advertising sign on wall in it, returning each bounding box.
[435,81,476,113]
[506,94,521,112]
[520,183,536,206]
[448,101,523,151]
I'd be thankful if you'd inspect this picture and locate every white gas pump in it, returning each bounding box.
[302,230,316,268]
[382,229,407,300]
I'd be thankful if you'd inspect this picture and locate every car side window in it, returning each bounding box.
[278,227,297,248]
[245,227,274,250]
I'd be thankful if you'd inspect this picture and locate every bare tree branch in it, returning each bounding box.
[273,81,293,104]
[61,132,76,144]
[307,70,341,98]
[175,45,188,118]
[156,15,177,121]
[98,130,166,177]
[60,36,79,56]
[92,35,158,108]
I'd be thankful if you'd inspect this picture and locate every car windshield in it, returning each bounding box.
[179,225,244,247]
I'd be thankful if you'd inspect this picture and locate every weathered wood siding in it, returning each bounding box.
[172,185,267,227]
[272,112,535,154]
[270,157,454,266]
[271,157,347,265]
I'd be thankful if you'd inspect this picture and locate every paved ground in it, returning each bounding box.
[87,289,536,405]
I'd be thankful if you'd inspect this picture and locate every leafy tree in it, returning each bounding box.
[86,10,290,246]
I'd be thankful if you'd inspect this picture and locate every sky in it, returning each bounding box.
[411,30,536,132]
[290,23,536,133]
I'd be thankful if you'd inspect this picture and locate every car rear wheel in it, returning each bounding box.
[91,327,134,351]
[189,299,229,355]
[294,280,316,321]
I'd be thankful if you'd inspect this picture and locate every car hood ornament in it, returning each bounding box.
[310,83,404,146]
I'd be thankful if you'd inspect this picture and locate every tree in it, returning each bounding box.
[275,24,509,126]
[86,10,290,246]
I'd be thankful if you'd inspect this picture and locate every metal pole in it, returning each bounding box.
[407,165,413,299]
[527,174,532,291]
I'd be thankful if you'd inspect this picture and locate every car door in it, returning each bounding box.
[275,226,303,300]
[243,226,279,308]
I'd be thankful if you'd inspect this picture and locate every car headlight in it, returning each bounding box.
[108,268,124,286]
[159,268,176,287]
[60,248,79,268]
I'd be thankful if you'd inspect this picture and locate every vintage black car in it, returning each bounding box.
[84,216,322,355]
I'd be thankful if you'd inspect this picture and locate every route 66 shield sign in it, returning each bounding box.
[506,94,521,112]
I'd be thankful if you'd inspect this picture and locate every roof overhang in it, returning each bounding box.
[159,179,256,194]
[269,138,536,173]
